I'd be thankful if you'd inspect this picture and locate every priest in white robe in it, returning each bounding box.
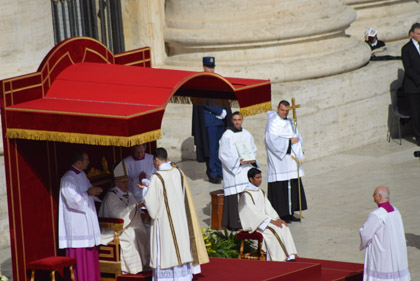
[124,144,156,202]
[239,168,297,261]
[264,100,307,223]
[58,151,103,281]
[142,147,209,281]
[219,111,258,230]
[359,186,410,281]
[99,160,150,274]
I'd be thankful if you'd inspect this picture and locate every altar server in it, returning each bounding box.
[264,100,307,223]
[124,144,156,202]
[359,186,410,281]
[239,168,297,261]
[99,160,150,274]
[219,111,257,230]
[58,151,103,281]
[143,147,209,280]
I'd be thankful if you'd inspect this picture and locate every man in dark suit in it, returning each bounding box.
[402,23,420,146]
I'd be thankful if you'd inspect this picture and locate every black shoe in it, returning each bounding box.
[216,174,223,180]
[209,177,221,184]
[281,216,292,224]
[290,215,301,222]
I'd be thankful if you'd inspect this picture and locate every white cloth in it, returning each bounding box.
[264,111,304,182]
[98,186,150,274]
[58,168,101,248]
[153,221,193,281]
[144,164,193,279]
[359,206,410,281]
[124,154,156,202]
[239,183,297,261]
[219,128,257,196]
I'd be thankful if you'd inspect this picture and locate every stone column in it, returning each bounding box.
[163,0,371,82]
[121,0,167,66]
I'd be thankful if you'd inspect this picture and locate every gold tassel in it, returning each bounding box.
[6,128,161,147]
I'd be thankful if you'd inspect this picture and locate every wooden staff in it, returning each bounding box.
[289,97,303,221]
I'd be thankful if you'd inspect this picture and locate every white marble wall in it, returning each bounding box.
[160,47,403,164]
[0,0,54,79]
[0,0,54,248]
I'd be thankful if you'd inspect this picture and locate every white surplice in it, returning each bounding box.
[359,206,410,281]
[219,128,257,196]
[264,111,304,182]
[98,186,150,274]
[58,167,101,248]
[144,162,193,280]
[239,183,297,261]
[124,154,156,202]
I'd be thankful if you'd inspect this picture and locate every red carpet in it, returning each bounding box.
[114,257,363,281]
[195,257,363,281]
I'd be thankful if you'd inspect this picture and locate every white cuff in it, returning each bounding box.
[216,109,227,120]
[258,218,271,231]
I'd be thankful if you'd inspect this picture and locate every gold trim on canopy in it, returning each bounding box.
[239,101,272,117]
[6,128,161,147]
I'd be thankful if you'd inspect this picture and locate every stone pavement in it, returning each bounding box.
[1,139,419,280]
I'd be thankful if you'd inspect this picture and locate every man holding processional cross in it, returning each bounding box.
[264,99,307,223]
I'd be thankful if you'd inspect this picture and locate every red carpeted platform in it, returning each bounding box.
[112,257,363,281]
[193,257,363,281]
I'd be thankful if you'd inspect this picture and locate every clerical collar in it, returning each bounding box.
[227,126,242,133]
[246,183,259,191]
[70,165,82,174]
[378,201,394,213]
[158,161,173,171]
[132,154,145,161]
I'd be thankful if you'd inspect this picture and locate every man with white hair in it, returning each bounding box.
[359,186,410,281]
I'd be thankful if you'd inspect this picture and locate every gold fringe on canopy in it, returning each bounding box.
[239,101,272,117]
[6,128,161,147]
[170,96,239,108]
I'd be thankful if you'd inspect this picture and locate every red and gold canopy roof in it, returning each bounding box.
[1,37,271,147]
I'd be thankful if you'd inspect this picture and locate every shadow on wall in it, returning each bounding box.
[0,258,12,281]
[181,137,196,161]
[406,233,420,250]
[388,68,413,141]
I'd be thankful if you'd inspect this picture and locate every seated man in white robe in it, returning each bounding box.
[359,186,410,281]
[124,144,156,202]
[238,168,297,262]
[99,160,150,274]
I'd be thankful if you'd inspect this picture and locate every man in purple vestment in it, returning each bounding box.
[58,151,103,281]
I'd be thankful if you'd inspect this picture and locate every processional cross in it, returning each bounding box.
[290,97,300,133]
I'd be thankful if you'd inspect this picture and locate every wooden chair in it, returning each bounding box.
[26,256,76,281]
[98,217,124,281]
[236,231,266,261]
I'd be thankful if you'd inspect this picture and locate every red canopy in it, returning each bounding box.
[0,37,271,281]
[2,37,271,147]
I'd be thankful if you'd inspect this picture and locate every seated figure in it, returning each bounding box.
[99,160,150,274]
[238,168,297,262]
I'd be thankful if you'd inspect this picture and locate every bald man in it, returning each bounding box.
[359,186,410,281]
